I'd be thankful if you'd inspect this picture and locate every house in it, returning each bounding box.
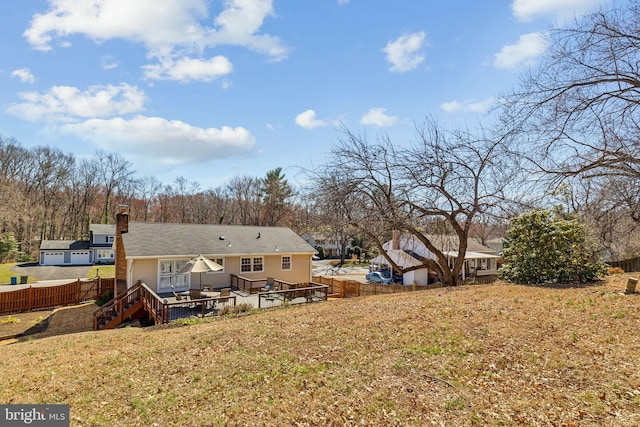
[39,224,116,266]
[90,224,116,264]
[371,233,500,285]
[114,207,317,295]
[301,232,351,258]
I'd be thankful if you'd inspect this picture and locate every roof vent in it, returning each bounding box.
[219,236,225,240]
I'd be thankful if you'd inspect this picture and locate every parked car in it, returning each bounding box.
[366,271,393,284]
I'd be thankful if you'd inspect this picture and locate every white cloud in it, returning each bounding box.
[360,108,398,127]
[143,56,233,82]
[6,83,146,122]
[211,0,288,61]
[295,109,328,129]
[493,32,547,69]
[100,55,119,70]
[511,0,603,21]
[382,31,426,73]
[338,0,350,5]
[24,0,288,80]
[441,98,496,113]
[58,116,255,164]
[11,68,36,83]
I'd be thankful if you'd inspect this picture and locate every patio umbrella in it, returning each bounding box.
[177,254,223,290]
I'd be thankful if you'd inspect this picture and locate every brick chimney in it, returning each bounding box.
[114,205,129,296]
[392,230,400,250]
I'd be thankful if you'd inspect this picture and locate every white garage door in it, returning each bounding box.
[70,251,90,265]
[43,252,64,266]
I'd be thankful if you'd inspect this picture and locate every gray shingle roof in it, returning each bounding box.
[121,223,316,258]
[40,240,91,250]
[90,224,116,235]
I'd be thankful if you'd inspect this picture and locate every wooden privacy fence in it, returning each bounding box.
[312,276,450,297]
[608,257,640,272]
[0,277,113,315]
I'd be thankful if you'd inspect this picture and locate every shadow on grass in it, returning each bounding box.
[507,279,607,290]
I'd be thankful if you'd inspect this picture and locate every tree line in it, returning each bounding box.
[0,138,300,261]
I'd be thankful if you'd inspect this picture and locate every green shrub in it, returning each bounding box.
[500,209,608,284]
[96,290,114,306]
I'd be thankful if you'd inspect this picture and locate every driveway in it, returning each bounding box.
[10,263,92,281]
[312,259,370,282]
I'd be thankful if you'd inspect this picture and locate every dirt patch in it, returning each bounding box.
[21,302,98,340]
[0,310,53,343]
[0,302,98,345]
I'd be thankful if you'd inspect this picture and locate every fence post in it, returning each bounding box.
[27,286,33,311]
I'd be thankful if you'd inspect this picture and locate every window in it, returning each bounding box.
[240,257,263,273]
[241,257,252,272]
[107,236,114,243]
[206,258,224,273]
[97,249,114,259]
[281,256,291,271]
[159,259,190,290]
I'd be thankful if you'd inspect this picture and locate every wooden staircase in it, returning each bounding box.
[93,282,144,330]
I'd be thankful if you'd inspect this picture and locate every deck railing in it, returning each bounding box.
[230,275,302,294]
[257,282,329,308]
[94,281,239,329]
[93,281,143,330]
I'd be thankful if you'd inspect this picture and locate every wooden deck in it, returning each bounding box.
[94,278,329,330]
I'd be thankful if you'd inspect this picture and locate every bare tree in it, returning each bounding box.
[93,150,134,224]
[309,174,360,263]
[60,159,99,239]
[226,175,261,225]
[501,3,640,218]
[25,147,75,240]
[316,121,517,286]
[135,175,162,222]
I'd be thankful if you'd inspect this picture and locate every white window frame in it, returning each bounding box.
[281,255,292,271]
[96,249,114,259]
[158,259,190,291]
[107,236,114,243]
[240,256,264,273]
[205,257,225,274]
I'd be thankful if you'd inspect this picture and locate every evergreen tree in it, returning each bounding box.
[500,210,607,284]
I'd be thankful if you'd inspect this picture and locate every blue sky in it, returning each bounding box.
[0,0,609,189]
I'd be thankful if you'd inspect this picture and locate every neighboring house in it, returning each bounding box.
[39,240,92,266]
[115,208,316,294]
[39,224,116,266]
[301,232,351,258]
[371,233,500,285]
[485,237,506,256]
[90,224,116,264]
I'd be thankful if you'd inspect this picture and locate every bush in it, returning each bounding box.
[218,303,253,316]
[96,290,114,306]
[499,209,608,284]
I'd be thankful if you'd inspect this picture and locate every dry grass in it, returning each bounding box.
[1,275,640,426]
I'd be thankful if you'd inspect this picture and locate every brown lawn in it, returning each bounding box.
[0,274,639,426]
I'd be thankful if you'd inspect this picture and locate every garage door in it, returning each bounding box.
[70,251,90,265]
[42,252,64,266]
